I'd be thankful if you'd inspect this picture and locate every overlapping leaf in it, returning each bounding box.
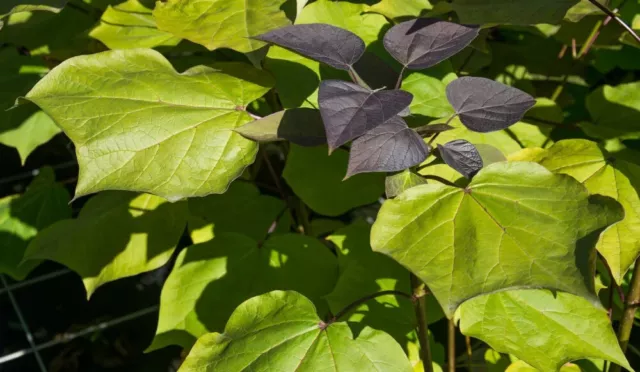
[149,233,337,351]
[25,49,274,201]
[179,291,412,372]
[457,289,631,371]
[438,139,483,179]
[234,108,326,146]
[386,170,428,198]
[372,161,623,316]
[450,0,580,25]
[384,19,479,70]
[347,116,429,177]
[583,81,640,139]
[0,168,70,280]
[401,62,457,119]
[446,77,536,132]
[24,192,188,297]
[319,80,413,151]
[368,0,433,20]
[153,0,290,53]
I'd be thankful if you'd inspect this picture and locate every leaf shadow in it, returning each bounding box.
[268,59,320,108]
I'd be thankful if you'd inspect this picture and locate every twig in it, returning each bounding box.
[609,258,640,372]
[412,274,433,372]
[587,0,640,44]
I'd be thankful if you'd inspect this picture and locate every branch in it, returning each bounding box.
[412,275,433,372]
[330,290,414,323]
[587,0,640,45]
[609,257,640,372]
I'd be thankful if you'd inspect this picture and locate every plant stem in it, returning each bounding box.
[331,290,413,322]
[295,198,312,235]
[261,148,287,203]
[411,274,433,372]
[587,0,640,44]
[395,67,406,90]
[465,335,473,371]
[610,258,640,372]
[448,319,456,372]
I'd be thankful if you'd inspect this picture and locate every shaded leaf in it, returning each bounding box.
[187,181,285,244]
[450,0,580,25]
[474,144,506,166]
[438,139,483,179]
[319,80,413,151]
[283,145,384,216]
[153,0,290,53]
[179,291,412,372]
[372,161,623,316]
[0,168,71,280]
[457,290,631,371]
[89,0,181,50]
[149,233,337,350]
[415,124,455,136]
[384,18,479,70]
[584,81,640,140]
[256,24,365,70]
[234,108,326,146]
[25,49,273,201]
[25,192,188,297]
[386,170,428,198]
[347,116,429,178]
[446,77,536,132]
[0,110,60,166]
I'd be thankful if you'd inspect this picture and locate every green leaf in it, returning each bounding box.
[401,62,457,120]
[457,289,632,371]
[153,0,290,53]
[234,108,326,146]
[450,0,579,25]
[89,0,181,49]
[25,49,274,201]
[283,145,384,217]
[368,0,432,20]
[564,0,607,22]
[0,0,66,18]
[149,234,337,350]
[0,168,71,280]
[265,0,389,109]
[372,161,623,316]
[386,170,428,199]
[24,191,188,297]
[326,220,444,345]
[506,360,582,372]
[187,180,285,244]
[585,81,640,140]
[179,290,412,372]
[507,98,563,149]
[511,139,640,285]
[0,110,60,165]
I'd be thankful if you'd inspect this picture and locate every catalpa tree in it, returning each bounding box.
[1,0,640,371]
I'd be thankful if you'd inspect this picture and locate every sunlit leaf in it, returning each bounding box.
[25,49,274,201]
[401,62,457,119]
[438,139,483,179]
[584,81,640,140]
[0,0,66,18]
[372,161,623,316]
[179,291,412,372]
[234,108,326,146]
[368,0,432,20]
[385,170,428,198]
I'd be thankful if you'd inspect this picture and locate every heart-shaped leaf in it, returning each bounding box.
[438,139,483,179]
[24,49,274,201]
[319,80,413,151]
[384,18,479,70]
[385,170,428,198]
[179,291,412,372]
[346,116,429,177]
[255,24,365,71]
[235,108,326,146]
[446,77,535,133]
[457,289,632,371]
[148,233,337,351]
[371,161,623,316]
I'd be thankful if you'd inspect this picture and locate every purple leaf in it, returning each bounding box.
[438,139,483,179]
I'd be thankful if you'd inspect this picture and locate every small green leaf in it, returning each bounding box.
[1,0,66,18]
[153,0,290,53]
[234,108,326,146]
[187,181,285,244]
[25,49,274,201]
[585,81,640,140]
[0,168,71,280]
[386,170,428,198]
[24,192,188,297]
[149,235,337,351]
[0,109,60,165]
[372,161,623,316]
[89,0,181,49]
[179,290,412,372]
[401,62,457,120]
[450,0,580,25]
[283,145,384,216]
[457,289,632,371]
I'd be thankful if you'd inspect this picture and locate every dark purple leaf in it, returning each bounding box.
[254,24,365,71]
[234,108,326,147]
[319,80,413,151]
[383,18,479,70]
[346,116,429,178]
[446,77,536,132]
[438,139,483,179]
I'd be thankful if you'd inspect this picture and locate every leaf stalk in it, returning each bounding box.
[411,274,434,372]
[610,258,640,372]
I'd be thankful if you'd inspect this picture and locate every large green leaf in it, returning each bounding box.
[0,0,66,18]
[450,0,580,25]
[372,161,623,316]
[0,168,71,280]
[511,139,640,285]
[149,233,337,351]
[584,81,640,140]
[265,0,389,109]
[25,49,274,201]
[283,145,384,216]
[187,181,285,244]
[457,289,632,371]
[89,0,181,49]
[153,0,290,53]
[368,0,432,20]
[24,192,188,297]
[179,291,412,372]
